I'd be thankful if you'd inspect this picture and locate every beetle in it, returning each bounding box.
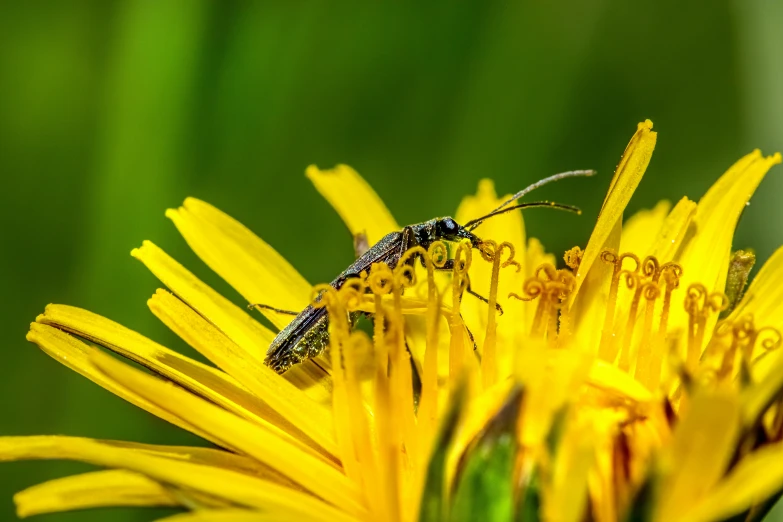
[254,170,594,373]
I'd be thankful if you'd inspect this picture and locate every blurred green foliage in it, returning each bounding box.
[0,1,781,521]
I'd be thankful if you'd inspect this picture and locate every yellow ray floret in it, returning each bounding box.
[8,121,783,522]
[0,436,357,522]
[167,197,312,329]
[14,470,178,518]
[89,348,366,516]
[306,163,400,246]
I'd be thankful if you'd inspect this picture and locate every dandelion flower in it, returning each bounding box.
[4,120,783,522]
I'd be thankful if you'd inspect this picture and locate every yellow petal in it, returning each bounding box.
[728,245,783,330]
[0,435,298,480]
[547,416,597,522]
[682,441,783,522]
[26,323,222,447]
[14,469,177,518]
[619,199,671,257]
[726,246,783,404]
[574,120,657,297]
[0,436,357,522]
[132,241,273,360]
[525,237,556,276]
[89,348,366,516]
[742,354,783,428]
[167,198,312,329]
[569,121,656,352]
[669,150,782,347]
[306,164,399,246]
[148,289,338,458]
[132,241,332,403]
[37,305,285,438]
[156,510,294,522]
[282,358,334,408]
[520,348,593,448]
[570,219,622,354]
[586,360,653,403]
[648,197,697,262]
[654,393,741,522]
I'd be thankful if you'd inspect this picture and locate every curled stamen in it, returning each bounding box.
[684,284,728,317]
[451,241,473,296]
[556,271,577,300]
[600,250,641,274]
[311,284,339,310]
[617,273,647,372]
[509,263,575,344]
[396,244,433,290]
[733,315,756,341]
[598,250,642,362]
[756,327,783,353]
[659,262,683,284]
[449,241,473,377]
[633,278,662,387]
[509,278,545,302]
[709,315,782,386]
[684,283,729,372]
[339,277,368,311]
[641,281,660,301]
[620,270,638,290]
[398,245,426,268]
[477,239,497,262]
[367,263,394,295]
[641,256,660,280]
[428,240,448,269]
[454,241,473,273]
[311,281,367,351]
[479,240,521,272]
[418,242,446,448]
[638,256,683,285]
[708,293,730,314]
[535,263,559,282]
[684,283,707,314]
[477,240,519,387]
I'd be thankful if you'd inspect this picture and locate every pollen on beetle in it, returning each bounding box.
[564,245,584,271]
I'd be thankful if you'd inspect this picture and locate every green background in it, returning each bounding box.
[1,1,782,521]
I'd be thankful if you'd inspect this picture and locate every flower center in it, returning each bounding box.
[512,248,782,394]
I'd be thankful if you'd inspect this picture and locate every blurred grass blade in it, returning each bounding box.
[449,387,522,522]
[419,384,466,522]
[515,466,541,522]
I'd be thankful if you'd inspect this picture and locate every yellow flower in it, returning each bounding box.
[3,120,783,522]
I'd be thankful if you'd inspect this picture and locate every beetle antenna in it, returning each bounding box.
[488,169,595,216]
[465,201,582,231]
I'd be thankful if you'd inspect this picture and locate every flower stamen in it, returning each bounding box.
[598,251,640,362]
[684,284,729,372]
[509,263,575,347]
[478,240,519,387]
[449,242,473,378]
[638,264,682,390]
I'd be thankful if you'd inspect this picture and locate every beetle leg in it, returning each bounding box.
[433,260,503,316]
[248,303,299,315]
[399,226,418,262]
[461,317,479,352]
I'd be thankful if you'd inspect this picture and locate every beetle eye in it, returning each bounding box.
[439,218,457,233]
